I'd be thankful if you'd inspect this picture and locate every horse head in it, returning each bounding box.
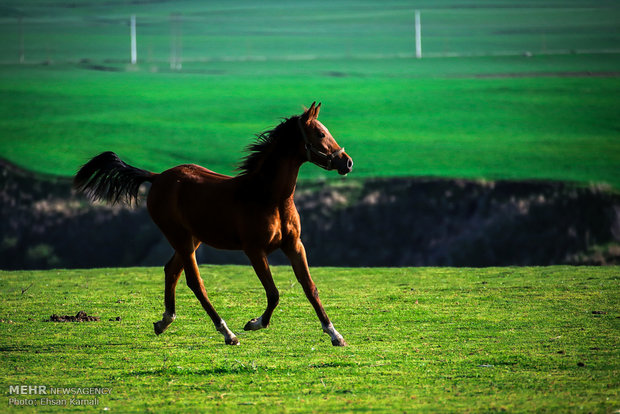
[298,102,353,175]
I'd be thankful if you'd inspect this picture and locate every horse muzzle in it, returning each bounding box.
[304,144,353,175]
[333,153,353,176]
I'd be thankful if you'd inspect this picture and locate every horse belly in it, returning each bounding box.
[193,205,284,252]
[194,222,243,250]
[148,170,244,251]
[184,196,244,250]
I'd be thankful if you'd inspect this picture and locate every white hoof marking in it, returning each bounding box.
[322,322,346,345]
[216,320,239,345]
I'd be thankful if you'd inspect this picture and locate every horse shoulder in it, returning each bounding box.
[280,198,301,240]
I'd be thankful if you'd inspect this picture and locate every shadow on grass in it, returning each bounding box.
[126,365,264,377]
[126,360,361,377]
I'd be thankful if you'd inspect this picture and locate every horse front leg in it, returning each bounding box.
[243,250,279,331]
[154,253,183,335]
[282,239,347,346]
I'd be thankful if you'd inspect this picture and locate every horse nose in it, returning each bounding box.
[337,156,353,175]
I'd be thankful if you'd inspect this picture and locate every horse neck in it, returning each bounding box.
[254,151,303,203]
[241,118,305,203]
[244,137,304,205]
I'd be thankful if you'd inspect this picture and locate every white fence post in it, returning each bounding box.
[170,13,182,70]
[130,15,137,64]
[18,17,24,63]
[415,10,422,59]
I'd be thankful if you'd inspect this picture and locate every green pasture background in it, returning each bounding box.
[0,0,619,187]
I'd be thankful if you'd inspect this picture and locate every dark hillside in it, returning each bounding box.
[1,160,618,269]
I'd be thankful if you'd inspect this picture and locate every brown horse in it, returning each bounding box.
[74,102,353,346]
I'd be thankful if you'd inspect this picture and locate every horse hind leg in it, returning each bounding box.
[154,253,183,335]
[183,251,239,345]
[244,251,279,331]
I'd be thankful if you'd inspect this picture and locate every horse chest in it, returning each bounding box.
[252,203,299,250]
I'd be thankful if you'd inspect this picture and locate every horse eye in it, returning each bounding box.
[319,132,325,138]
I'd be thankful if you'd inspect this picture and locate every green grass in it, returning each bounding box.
[1,1,620,187]
[1,59,620,188]
[0,266,618,412]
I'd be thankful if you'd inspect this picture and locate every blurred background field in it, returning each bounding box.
[2,0,620,63]
[1,1,619,269]
[0,0,619,187]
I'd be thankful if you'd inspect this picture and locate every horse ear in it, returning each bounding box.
[302,102,316,124]
[308,101,316,116]
[315,102,321,119]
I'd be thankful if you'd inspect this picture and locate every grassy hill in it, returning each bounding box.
[1,265,618,412]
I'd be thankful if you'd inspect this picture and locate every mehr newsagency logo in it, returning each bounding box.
[8,385,112,407]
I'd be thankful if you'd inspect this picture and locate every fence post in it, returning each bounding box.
[170,13,182,70]
[19,17,24,63]
[130,15,137,64]
[415,10,422,59]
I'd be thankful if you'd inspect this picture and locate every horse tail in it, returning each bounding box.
[73,151,157,206]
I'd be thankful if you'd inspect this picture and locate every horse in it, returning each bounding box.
[74,102,353,346]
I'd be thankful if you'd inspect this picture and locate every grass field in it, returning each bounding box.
[1,58,620,188]
[1,1,620,188]
[0,266,618,412]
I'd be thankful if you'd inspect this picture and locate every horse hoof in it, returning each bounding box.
[244,317,266,331]
[226,337,240,345]
[331,337,347,347]
[153,321,165,335]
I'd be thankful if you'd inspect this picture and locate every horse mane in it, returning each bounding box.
[237,115,300,176]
